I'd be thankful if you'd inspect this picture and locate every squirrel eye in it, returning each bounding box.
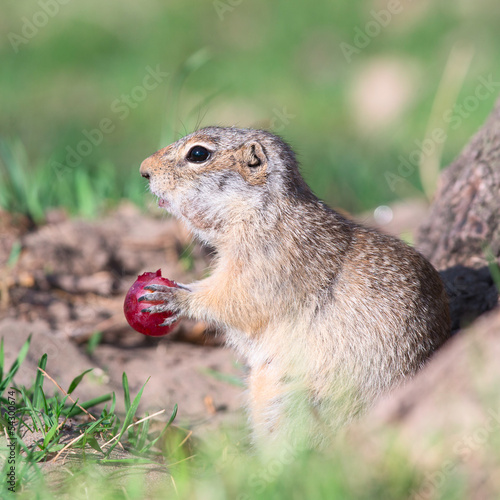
[186,145,210,163]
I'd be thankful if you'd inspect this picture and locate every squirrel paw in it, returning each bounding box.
[158,313,180,327]
[138,283,190,316]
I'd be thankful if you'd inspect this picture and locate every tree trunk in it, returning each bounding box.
[416,97,500,330]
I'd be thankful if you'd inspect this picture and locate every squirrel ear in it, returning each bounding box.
[242,142,267,168]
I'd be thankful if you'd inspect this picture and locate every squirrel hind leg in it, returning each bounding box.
[247,363,324,449]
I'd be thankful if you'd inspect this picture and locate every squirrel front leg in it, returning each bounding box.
[140,277,269,334]
[138,279,225,327]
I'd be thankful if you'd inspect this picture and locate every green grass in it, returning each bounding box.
[484,245,500,293]
[0,337,182,498]
[1,1,500,219]
[0,137,146,222]
[1,335,498,499]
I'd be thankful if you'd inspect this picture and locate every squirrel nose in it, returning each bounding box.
[140,158,152,179]
[141,147,170,179]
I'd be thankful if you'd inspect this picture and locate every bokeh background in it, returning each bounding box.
[1,0,500,219]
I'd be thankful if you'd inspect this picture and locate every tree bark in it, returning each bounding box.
[416,97,500,330]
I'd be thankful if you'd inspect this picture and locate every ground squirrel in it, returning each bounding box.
[139,127,451,447]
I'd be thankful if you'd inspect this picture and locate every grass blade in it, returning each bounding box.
[0,335,31,395]
[105,377,150,458]
[200,367,245,387]
[64,393,112,417]
[484,245,500,292]
[99,457,159,465]
[85,418,107,434]
[0,338,4,383]
[86,435,104,453]
[122,372,131,413]
[43,420,60,449]
[140,404,178,454]
[40,389,58,428]
[67,368,93,394]
[0,138,28,213]
[32,353,47,409]
[86,331,102,355]
[7,240,22,268]
[19,386,43,432]
[109,392,116,415]
[136,413,151,451]
[75,168,97,218]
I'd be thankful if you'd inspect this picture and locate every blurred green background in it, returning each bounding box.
[1,0,500,220]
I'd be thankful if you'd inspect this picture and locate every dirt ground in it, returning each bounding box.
[0,203,245,432]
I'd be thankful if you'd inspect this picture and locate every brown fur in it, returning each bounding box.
[140,127,451,448]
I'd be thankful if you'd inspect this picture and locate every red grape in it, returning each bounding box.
[123,269,179,336]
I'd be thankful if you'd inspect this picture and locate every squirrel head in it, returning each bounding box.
[140,127,312,245]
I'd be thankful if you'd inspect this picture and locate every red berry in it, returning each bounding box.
[123,269,179,336]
